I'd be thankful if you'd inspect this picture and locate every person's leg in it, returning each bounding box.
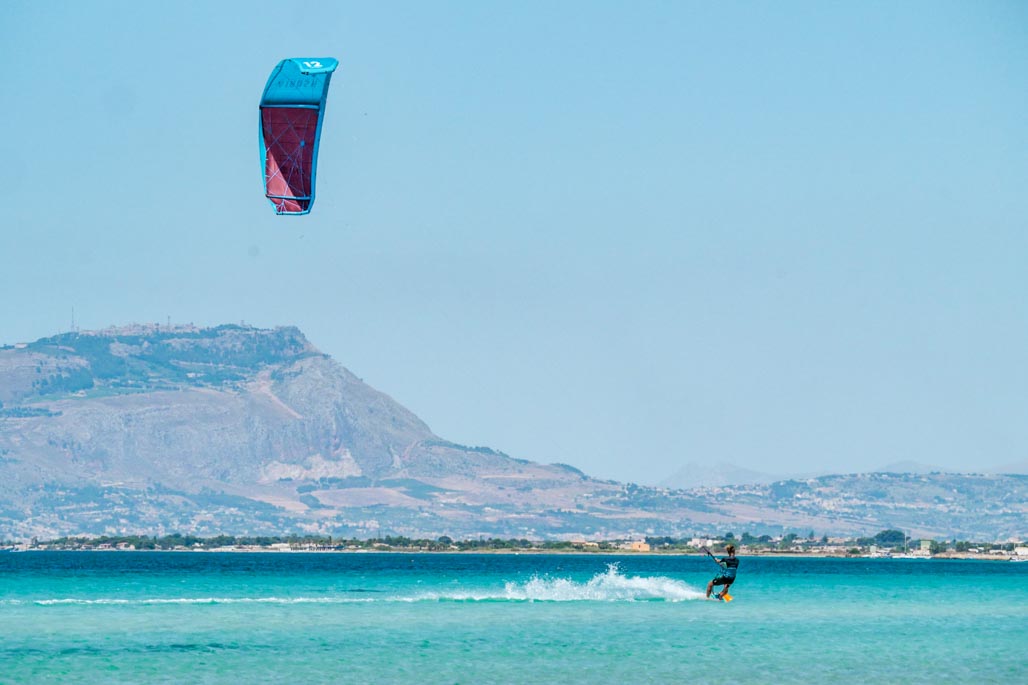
[706,579,714,598]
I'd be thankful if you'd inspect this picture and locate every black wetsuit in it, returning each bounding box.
[712,556,739,586]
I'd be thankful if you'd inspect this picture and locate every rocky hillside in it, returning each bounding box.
[0,325,616,538]
[0,325,1024,541]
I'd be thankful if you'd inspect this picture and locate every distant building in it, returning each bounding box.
[571,540,600,549]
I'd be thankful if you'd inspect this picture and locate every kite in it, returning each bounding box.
[258,58,338,215]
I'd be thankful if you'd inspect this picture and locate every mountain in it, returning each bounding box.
[1,324,1025,541]
[0,324,624,539]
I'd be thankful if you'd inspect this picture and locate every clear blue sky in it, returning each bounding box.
[2,1,1026,483]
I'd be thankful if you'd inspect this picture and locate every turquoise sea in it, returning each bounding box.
[1,552,1025,684]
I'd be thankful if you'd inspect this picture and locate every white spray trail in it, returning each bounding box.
[501,563,706,602]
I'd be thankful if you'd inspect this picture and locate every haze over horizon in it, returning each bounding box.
[2,2,1026,484]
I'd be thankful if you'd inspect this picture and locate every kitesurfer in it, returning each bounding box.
[705,544,739,599]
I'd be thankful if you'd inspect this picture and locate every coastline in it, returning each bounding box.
[4,547,1021,561]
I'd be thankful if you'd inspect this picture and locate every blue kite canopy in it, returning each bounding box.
[259,58,338,215]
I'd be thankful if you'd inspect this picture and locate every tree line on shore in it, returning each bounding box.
[15,534,587,552]
[5,529,1023,552]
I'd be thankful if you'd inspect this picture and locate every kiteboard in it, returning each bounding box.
[714,591,733,602]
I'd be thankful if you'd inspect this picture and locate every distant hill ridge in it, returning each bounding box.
[1,324,317,406]
[1,324,1024,541]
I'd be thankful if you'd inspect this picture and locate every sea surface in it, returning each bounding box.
[1,552,1025,684]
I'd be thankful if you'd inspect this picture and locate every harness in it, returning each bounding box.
[720,557,739,577]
